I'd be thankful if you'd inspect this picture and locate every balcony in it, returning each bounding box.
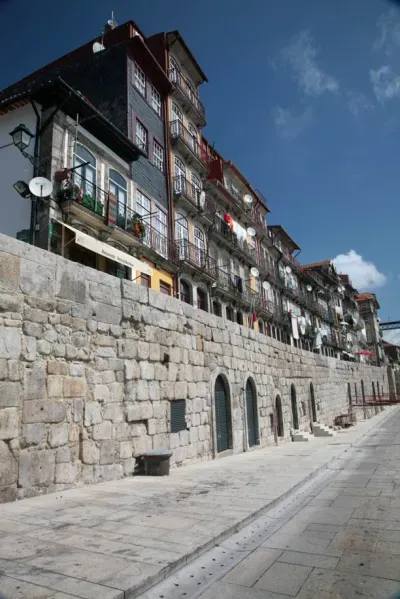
[176,239,217,281]
[170,121,208,172]
[213,218,258,266]
[213,269,253,306]
[58,177,108,225]
[169,68,206,127]
[172,176,213,224]
[114,203,178,267]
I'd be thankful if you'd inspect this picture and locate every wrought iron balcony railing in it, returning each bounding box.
[173,176,202,209]
[116,202,176,261]
[214,218,258,263]
[168,68,206,124]
[170,121,208,167]
[58,176,108,217]
[214,269,253,303]
[175,239,217,277]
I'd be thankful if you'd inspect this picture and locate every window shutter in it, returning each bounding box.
[171,400,186,433]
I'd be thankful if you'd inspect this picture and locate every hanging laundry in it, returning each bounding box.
[232,220,248,241]
[291,315,299,340]
[298,316,307,336]
[252,312,258,323]
[313,328,322,349]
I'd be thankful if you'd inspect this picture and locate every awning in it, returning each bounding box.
[56,220,153,276]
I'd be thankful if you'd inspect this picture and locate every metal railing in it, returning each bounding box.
[173,176,202,209]
[214,269,252,303]
[214,218,258,263]
[116,203,174,260]
[168,68,206,123]
[176,239,217,277]
[59,176,108,217]
[170,121,208,166]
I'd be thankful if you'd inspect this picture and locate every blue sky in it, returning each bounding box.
[0,0,398,333]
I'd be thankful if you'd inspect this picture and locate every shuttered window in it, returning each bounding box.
[170,400,186,433]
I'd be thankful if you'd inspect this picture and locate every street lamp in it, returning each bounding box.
[13,180,31,198]
[9,124,34,151]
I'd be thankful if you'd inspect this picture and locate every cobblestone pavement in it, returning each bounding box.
[0,407,397,599]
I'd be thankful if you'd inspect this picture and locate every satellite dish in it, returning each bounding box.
[250,267,260,278]
[306,285,312,292]
[244,194,253,205]
[247,227,256,237]
[199,190,205,208]
[262,281,270,290]
[285,266,292,274]
[93,41,105,53]
[211,282,217,288]
[340,321,349,326]
[29,177,53,198]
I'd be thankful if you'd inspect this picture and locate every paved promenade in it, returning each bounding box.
[0,406,396,599]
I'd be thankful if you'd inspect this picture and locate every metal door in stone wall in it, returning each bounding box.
[215,376,230,453]
[246,380,257,447]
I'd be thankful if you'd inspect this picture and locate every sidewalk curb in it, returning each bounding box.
[129,405,398,598]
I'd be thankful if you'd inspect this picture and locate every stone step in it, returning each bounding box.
[312,424,336,437]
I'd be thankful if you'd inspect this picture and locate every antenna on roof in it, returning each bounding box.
[108,10,118,29]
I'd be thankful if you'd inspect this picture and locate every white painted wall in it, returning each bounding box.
[0,104,38,238]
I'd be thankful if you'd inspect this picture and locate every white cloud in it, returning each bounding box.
[273,106,313,139]
[281,30,339,96]
[374,9,400,56]
[370,65,400,103]
[333,250,387,290]
[346,91,374,117]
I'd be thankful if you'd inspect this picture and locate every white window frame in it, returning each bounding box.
[174,156,186,193]
[153,206,168,257]
[194,227,205,266]
[134,63,146,96]
[135,120,147,153]
[151,85,162,115]
[188,123,197,151]
[153,140,164,172]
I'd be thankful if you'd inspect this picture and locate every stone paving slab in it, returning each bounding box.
[0,406,396,599]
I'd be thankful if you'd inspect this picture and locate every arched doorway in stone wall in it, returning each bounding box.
[309,383,317,425]
[291,384,299,430]
[214,375,232,453]
[245,378,258,448]
[275,395,284,438]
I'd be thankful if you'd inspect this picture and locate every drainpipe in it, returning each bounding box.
[163,74,177,298]
[29,100,41,246]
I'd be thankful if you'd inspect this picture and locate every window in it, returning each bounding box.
[180,279,191,304]
[153,207,168,257]
[153,140,164,172]
[197,288,208,311]
[135,121,147,153]
[171,103,183,136]
[73,143,98,209]
[194,227,205,266]
[171,399,186,433]
[236,311,243,326]
[169,57,179,84]
[141,274,151,288]
[191,172,201,202]
[160,281,171,295]
[150,85,161,115]
[134,63,146,96]
[226,306,234,321]
[188,123,197,151]
[135,190,150,245]
[109,169,128,228]
[174,156,186,193]
[213,301,222,317]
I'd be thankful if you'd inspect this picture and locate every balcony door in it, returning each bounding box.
[153,207,168,257]
[135,190,151,245]
[175,214,188,260]
[109,169,127,228]
[73,144,97,206]
[194,227,205,267]
[174,156,186,194]
[171,102,183,136]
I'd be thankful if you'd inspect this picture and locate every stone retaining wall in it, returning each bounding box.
[0,234,387,502]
